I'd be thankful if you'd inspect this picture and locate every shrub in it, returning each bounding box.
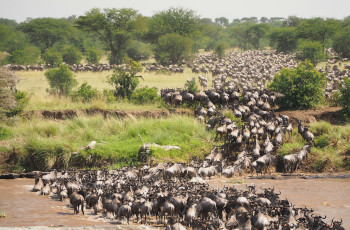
[42,48,62,67]
[268,60,326,109]
[153,33,194,65]
[45,65,78,96]
[214,41,228,60]
[185,79,199,94]
[126,41,152,61]
[9,45,41,65]
[296,39,325,65]
[103,89,116,103]
[6,91,30,117]
[107,58,142,99]
[130,87,160,104]
[86,47,100,65]
[72,82,98,102]
[61,45,83,65]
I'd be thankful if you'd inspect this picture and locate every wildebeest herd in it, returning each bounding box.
[30,50,347,229]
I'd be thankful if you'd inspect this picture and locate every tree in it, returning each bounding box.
[153,33,194,65]
[297,18,340,52]
[75,8,143,64]
[45,65,78,96]
[246,23,270,49]
[107,58,142,99]
[296,39,325,65]
[147,7,199,42]
[200,22,225,50]
[19,18,75,52]
[61,45,82,65]
[333,26,350,58]
[268,60,326,109]
[215,42,228,60]
[42,48,62,67]
[269,27,298,53]
[215,17,229,27]
[283,16,302,27]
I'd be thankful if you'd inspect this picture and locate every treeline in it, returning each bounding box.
[1,8,350,66]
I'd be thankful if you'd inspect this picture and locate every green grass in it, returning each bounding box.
[278,121,350,172]
[15,67,211,111]
[0,115,214,171]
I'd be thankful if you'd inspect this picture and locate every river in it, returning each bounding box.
[0,176,349,229]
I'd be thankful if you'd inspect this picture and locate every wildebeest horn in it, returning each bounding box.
[322,215,326,219]
[340,218,343,223]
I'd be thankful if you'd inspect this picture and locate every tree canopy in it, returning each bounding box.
[75,8,144,64]
[19,18,76,52]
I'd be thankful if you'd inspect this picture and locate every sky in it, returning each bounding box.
[0,0,349,23]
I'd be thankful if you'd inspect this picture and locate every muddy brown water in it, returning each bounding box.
[209,176,350,229]
[0,178,159,229]
[0,177,349,229]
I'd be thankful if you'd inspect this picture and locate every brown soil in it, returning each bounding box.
[275,107,343,125]
[23,108,193,120]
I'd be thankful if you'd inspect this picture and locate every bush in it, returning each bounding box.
[126,41,152,61]
[130,87,160,104]
[185,79,199,94]
[214,41,228,60]
[268,60,326,109]
[86,47,100,65]
[9,46,41,65]
[42,48,62,67]
[103,89,116,103]
[61,45,83,65]
[296,39,325,65]
[107,58,142,99]
[153,33,194,65]
[45,65,78,96]
[6,91,30,117]
[71,82,98,102]
[338,77,350,118]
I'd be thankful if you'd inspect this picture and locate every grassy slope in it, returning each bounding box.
[0,115,214,172]
[278,121,350,172]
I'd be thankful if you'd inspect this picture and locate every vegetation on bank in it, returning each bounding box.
[278,121,350,172]
[0,115,214,172]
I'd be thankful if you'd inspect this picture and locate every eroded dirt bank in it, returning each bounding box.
[23,108,193,120]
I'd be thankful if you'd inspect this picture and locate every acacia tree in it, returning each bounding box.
[19,18,75,52]
[75,8,144,64]
[297,18,340,52]
[147,7,199,43]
